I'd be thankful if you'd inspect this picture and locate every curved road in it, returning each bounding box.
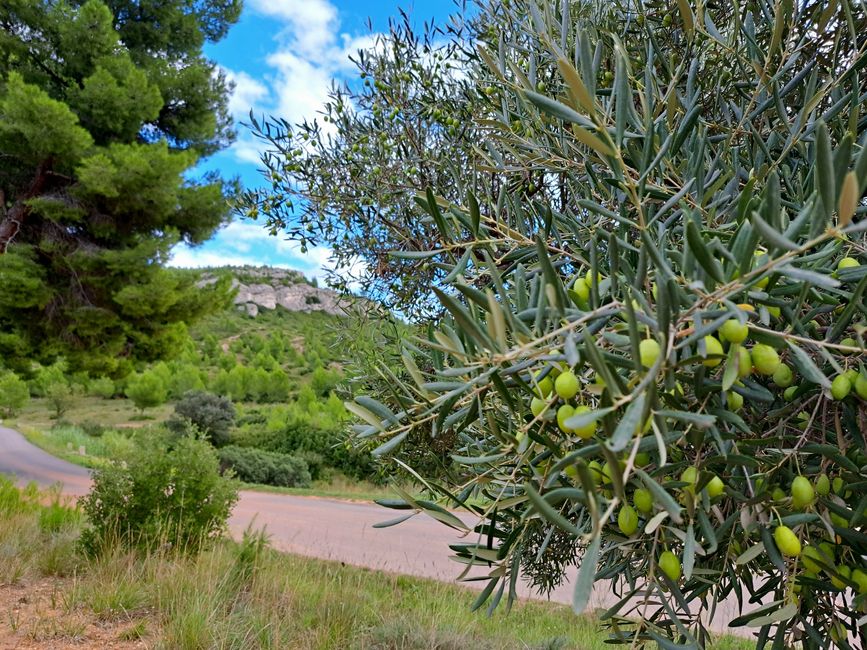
[0,425,477,586]
[0,425,753,635]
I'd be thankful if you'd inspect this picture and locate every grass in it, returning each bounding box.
[240,473,412,502]
[0,477,753,649]
[10,395,174,432]
[19,423,138,469]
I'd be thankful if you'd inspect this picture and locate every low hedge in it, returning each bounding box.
[218,445,311,488]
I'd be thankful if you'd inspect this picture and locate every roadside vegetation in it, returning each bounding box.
[1,294,397,499]
[0,475,753,649]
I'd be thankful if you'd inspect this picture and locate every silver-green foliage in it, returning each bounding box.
[341,1,867,647]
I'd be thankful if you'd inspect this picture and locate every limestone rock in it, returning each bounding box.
[199,266,351,318]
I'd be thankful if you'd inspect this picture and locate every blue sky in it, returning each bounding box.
[169,0,452,283]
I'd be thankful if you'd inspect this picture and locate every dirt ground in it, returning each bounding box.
[0,578,151,650]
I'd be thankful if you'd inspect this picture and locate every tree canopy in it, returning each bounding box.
[0,0,239,375]
[250,0,867,646]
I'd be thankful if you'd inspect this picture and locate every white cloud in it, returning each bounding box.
[225,70,269,118]
[223,0,381,161]
[169,248,281,270]
[187,0,378,289]
[248,0,338,56]
[169,220,367,291]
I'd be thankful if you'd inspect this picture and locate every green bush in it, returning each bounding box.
[310,365,341,396]
[237,414,373,481]
[296,450,326,481]
[44,380,73,418]
[168,391,236,447]
[218,445,311,488]
[0,370,29,416]
[80,435,238,554]
[88,376,116,399]
[168,363,206,398]
[124,370,168,412]
[79,421,107,437]
[30,360,68,397]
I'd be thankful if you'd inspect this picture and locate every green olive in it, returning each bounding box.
[634,488,653,514]
[831,375,852,400]
[530,397,547,418]
[816,473,830,496]
[719,319,749,344]
[639,338,661,368]
[772,364,794,388]
[702,336,724,368]
[791,476,815,510]
[554,371,580,400]
[751,344,780,376]
[618,504,639,536]
[556,404,574,433]
[659,551,681,581]
[706,475,725,498]
[570,405,597,440]
[774,525,801,558]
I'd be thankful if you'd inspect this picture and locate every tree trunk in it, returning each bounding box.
[0,161,50,253]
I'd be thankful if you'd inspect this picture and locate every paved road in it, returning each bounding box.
[0,425,753,636]
[0,425,474,584]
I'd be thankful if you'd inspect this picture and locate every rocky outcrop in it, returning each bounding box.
[232,279,345,316]
[197,266,351,317]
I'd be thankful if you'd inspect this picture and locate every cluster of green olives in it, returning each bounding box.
[518,251,865,591]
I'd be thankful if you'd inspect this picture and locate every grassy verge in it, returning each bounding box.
[0,477,752,650]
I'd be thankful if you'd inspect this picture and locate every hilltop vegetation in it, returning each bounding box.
[2,266,388,490]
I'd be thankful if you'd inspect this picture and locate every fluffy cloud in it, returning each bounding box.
[248,0,338,56]
[170,221,367,290]
[224,1,379,154]
[225,70,269,118]
[184,1,378,289]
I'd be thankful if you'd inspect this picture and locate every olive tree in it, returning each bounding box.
[240,8,492,319]
[255,0,867,646]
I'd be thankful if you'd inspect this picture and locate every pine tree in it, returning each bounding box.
[0,0,239,375]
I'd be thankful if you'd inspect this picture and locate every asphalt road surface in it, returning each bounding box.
[0,424,753,637]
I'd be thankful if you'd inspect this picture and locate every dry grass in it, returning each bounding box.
[11,397,173,432]
[0,477,754,650]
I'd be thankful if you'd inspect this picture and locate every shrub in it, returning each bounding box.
[169,391,236,447]
[218,445,311,488]
[0,371,29,416]
[168,363,205,398]
[310,365,341,396]
[79,421,107,437]
[30,360,68,397]
[124,370,168,412]
[274,419,374,481]
[80,435,238,554]
[88,376,116,399]
[264,367,291,402]
[296,450,326,481]
[44,380,73,418]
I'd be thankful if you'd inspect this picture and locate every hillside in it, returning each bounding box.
[4,264,382,492]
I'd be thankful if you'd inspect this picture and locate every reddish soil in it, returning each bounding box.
[0,579,150,650]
